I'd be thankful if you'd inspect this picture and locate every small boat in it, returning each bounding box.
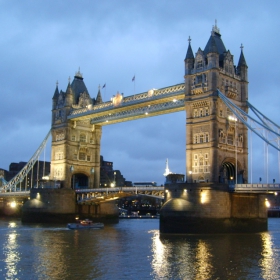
[67,219,104,230]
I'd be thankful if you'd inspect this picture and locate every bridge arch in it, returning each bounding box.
[71,173,89,189]
[219,158,242,184]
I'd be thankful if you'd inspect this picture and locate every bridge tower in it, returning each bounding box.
[51,70,102,189]
[185,23,248,184]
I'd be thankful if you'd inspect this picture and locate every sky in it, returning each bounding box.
[0,1,280,186]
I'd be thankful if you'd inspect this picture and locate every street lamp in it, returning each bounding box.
[114,171,117,189]
[229,115,238,184]
[70,166,74,189]
[91,167,94,188]
[189,170,192,183]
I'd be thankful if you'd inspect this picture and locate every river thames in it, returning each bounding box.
[0,218,279,280]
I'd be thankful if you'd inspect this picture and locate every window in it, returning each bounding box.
[197,60,203,69]
[73,154,77,160]
[227,134,234,145]
[87,155,91,161]
[219,110,223,117]
[90,138,94,144]
[200,134,204,143]
[200,109,203,117]
[205,107,209,116]
[72,135,76,141]
[79,152,86,161]
[197,75,202,83]
[205,133,209,142]
[80,134,86,143]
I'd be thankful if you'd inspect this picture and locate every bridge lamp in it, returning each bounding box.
[265,198,270,208]
[70,166,74,189]
[10,201,16,208]
[229,115,238,184]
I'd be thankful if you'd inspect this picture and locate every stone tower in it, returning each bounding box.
[185,23,248,184]
[51,70,102,189]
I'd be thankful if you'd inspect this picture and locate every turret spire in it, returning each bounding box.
[185,36,194,60]
[95,85,103,104]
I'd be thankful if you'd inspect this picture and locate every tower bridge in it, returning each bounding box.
[2,23,280,232]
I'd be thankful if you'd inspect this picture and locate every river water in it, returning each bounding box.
[0,218,279,280]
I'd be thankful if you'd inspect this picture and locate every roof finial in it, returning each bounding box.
[56,80,59,87]
[75,67,83,78]
[68,76,71,84]
[240,43,244,51]
[98,84,101,90]
[188,36,191,44]
[212,19,220,35]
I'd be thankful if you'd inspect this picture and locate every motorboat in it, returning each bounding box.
[67,219,104,229]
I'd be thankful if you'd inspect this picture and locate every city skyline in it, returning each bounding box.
[0,1,280,185]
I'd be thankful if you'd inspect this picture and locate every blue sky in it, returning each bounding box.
[0,1,279,185]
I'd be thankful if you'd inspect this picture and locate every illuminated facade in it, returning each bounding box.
[185,23,248,184]
[51,70,102,188]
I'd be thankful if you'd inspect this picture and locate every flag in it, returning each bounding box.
[102,83,106,88]
[132,75,135,82]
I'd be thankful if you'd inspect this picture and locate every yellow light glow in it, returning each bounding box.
[265,199,270,208]
[10,201,16,208]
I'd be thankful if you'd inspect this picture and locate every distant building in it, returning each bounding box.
[0,161,51,189]
[1,156,132,189]
[99,156,132,187]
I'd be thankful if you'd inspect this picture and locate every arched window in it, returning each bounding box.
[200,134,204,143]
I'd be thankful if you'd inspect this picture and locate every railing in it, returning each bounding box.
[229,184,280,192]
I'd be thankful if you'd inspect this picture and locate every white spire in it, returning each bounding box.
[163,158,172,177]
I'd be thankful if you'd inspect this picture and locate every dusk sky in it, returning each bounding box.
[1,1,279,185]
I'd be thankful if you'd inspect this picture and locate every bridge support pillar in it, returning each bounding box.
[160,183,268,234]
[76,201,119,222]
[21,188,76,223]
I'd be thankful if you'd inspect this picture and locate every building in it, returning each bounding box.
[185,22,248,184]
[0,161,51,189]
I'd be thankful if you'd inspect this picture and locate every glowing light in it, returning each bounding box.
[173,99,177,102]
[10,202,16,208]
[145,112,148,115]
[265,199,270,208]
[200,190,207,204]
[165,190,168,193]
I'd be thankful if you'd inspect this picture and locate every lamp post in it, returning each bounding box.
[114,171,117,190]
[189,171,192,183]
[91,167,94,188]
[229,116,238,184]
[70,166,74,189]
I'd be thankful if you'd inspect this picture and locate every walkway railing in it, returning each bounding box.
[229,184,280,192]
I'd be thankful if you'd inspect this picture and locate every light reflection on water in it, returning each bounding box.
[0,218,279,279]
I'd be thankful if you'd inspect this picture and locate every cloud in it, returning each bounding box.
[1,1,280,185]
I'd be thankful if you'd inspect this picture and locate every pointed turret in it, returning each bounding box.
[185,36,194,74]
[52,81,59,109]
[95,85,103,104]
[237,44,248,81]
[52,81,59,100]
[71,68,90,104]
[65,77,74,106]
[204,21,226,67]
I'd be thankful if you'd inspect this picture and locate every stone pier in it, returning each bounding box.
[160,182,267,234]
[21,188,119,223]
